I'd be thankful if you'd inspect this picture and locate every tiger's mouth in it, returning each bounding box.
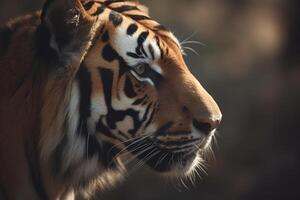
[125,131,211,176]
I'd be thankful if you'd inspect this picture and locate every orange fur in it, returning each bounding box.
[0,1,222,199]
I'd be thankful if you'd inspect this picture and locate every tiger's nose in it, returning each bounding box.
[192,117,222,136]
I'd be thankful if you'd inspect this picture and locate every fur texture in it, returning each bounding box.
[0,1,222,199]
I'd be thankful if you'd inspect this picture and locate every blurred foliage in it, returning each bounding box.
[1,0,299,199]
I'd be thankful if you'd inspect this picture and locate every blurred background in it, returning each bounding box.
[1,0,300,199]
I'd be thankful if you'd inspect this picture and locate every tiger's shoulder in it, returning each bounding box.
[0,12,44,96]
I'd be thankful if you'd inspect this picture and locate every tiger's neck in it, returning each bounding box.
[39,67,124,198]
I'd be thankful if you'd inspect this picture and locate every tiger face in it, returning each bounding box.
[77,1,222,176]
[0,0,222,198]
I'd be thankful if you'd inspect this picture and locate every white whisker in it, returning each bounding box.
[180,40,206,47]
[180,30,199,44]
[131,149,160,172]
[123,144,154,166]
[155,152,168,168]
[109,135,152,163]
[182,46,200,56]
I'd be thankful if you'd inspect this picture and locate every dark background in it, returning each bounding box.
[1,0,300,199]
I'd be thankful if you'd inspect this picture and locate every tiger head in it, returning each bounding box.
[40,0,222,184]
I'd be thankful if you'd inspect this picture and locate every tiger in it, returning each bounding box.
[0,0,222,199]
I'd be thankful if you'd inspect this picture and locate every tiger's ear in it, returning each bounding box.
[40,0,101,69]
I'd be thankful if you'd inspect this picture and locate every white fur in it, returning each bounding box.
[67,81,80,136]
[114,24,163,79]
[130,70,154,86]
[151,63,163,74]
[63,81,86,171]
[89,94,107,134]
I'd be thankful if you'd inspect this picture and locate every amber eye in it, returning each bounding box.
[133,63,147,75]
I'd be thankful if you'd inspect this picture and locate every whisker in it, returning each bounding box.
[197,161,208,176]
[154,152,168,168]
[123,144,154,166]
[212,132,220,150]
[108,134,151,154]
[182,46,200,56]
[180,40,206,47]
[115,142,151,164]
[194,166,202,179]
[109,135,151,160]
[132,149,160,172]
[207,145,216,161]
[180,30,199,44]
[179,177,189,190]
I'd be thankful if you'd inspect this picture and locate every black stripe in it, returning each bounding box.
[132,95,147,105]
[141,103,152,123]
[103,44,120,62]
[102,30,110,42]
[141,45,149,58]
[144,102,159,128]
[109,11,123,26]
[127,14,151,21]
[127,52,144,59]
[127,23,138,36]
[86,136,101,158]
[145,108,155,128]
[92,5,105,16]
[147,66,163,86]
[98,68,141,136]
[114,5,138,13]
[148,44,155,60]
[154,122,174,136]
[124,76,137,98]
[136,31,149,56]
[142,96,149,105]
[76,65,92,137]
[96,117,119,140]
[102,43,130,77]
[155,36,164,60]
[98,68,115,128]
[104,0,125,6]
[83,1,95,10]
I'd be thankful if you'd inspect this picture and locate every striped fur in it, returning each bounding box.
[0,0,222,199]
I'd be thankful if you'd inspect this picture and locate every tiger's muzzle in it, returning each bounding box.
[125,121,217,175]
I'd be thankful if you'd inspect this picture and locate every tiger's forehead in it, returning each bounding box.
[85,1,181,41]
[112,21,162,65]
[102,12,182,66]
[84,0,184,75]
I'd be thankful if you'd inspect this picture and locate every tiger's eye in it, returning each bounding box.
[134,64,146,75]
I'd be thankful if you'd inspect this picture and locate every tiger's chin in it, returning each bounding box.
[144,151,203,177]
[126,139,210,178]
